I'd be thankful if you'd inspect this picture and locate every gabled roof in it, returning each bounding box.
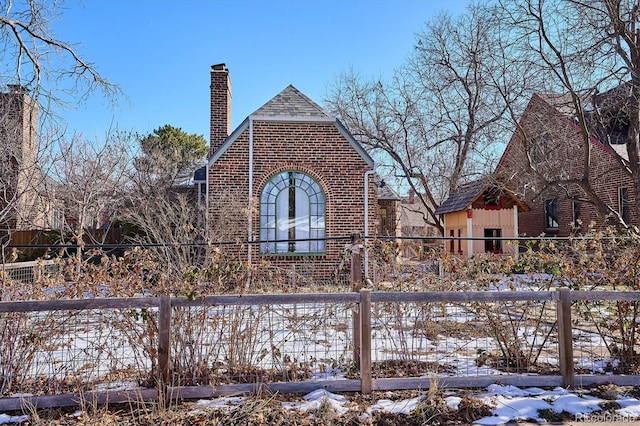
[434,180,486,215]
[434,179,530,215]
[208,85,374,168]
[251,85,333,119]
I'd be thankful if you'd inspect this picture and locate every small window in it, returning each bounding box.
[449,229,455,253]
[531,133,550,165]
[484,228,502,253]
[51,209,65,230]
[544,199,559,230]
[572,200,581,229]
[260,171,325,254]
[619,187,630,225]
[379,207,388,235]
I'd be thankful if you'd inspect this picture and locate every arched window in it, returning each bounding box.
[260,171,325,254]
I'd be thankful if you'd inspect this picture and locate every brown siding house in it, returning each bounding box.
[434,180,529,257]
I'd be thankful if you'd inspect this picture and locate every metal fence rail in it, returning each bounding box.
[0,289,638,411]
[0,260,58,283]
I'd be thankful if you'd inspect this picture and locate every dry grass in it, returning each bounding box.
[16,389,491,425]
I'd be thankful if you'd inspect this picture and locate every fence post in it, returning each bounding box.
[351,233,363,289]
[557,288,575,388]
[158,294,171,405]
[351,233,362,367]
[359,289,372,394]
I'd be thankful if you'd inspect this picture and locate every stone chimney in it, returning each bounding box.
[210,63,232,156]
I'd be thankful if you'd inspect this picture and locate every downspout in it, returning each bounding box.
[363,169,375,278]
[248,117,254,267]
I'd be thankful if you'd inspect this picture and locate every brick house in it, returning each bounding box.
[495,91,637,237]
[207,64,376,283]
[434,180,529,257]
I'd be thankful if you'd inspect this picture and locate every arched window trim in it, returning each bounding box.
[260,170,326,255]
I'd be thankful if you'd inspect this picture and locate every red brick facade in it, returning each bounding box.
[207,66,376,283]
[496,94,637,236]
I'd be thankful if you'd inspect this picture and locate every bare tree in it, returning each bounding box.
[119,126,210,291]
[326,4,530,234]
[1,0,120,260]
[121,127,252,293]
[0,0,119,105]
[46,134,132,270]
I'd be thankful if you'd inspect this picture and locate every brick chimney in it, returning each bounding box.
[210,63,232,156]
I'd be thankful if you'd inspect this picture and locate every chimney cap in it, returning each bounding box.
[7,84,28,93]
[211,63,227,71]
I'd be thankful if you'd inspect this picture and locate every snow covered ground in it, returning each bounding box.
[194,384,640,425]
[1,383,639,424]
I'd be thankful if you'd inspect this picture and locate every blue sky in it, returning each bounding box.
[52,0,471,142]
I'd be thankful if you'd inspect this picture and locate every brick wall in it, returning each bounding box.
[208,120,376,283]
[378,199,401,236]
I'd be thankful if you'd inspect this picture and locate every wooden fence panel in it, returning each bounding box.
[0,289,638,411]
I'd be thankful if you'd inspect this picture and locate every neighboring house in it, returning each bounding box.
[168,159,208,232]
[399,190,440,259]
[434,180,529,257]
[171,159,208,205]
[207,64,376,282]
[376,177,402,238]
[495,90,637,237]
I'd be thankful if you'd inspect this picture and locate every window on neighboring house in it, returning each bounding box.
[484,228,502,253]
[619,187,630,225]
[530,132,550,166]
[50,209,64,230]
[260,171,325,254]
[449,229,455,253]
[379,207,388,235]
[544,199,559,230]
[457,228,462,254]
[572,200,581,229]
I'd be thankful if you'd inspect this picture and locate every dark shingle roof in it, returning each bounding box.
[434,180,486,215]
[252,85,332,119]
